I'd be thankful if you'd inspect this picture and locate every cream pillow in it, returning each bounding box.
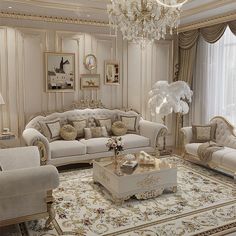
[120,115,138,133]
[96,118,112,134]
[84,127,108,140]
[39,118,61,142]
[69,119,87,138]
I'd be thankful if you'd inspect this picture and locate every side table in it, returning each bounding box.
[0,133,16,148]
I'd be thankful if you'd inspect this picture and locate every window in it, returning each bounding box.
[192,27,236,125]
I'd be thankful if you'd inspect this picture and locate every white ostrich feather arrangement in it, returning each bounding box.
[148,81,193,117]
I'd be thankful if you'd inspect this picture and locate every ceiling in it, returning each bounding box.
[0,0,236,29]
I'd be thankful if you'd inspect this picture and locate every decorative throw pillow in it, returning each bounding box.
[69,119,87,138]
[84,127,108,140]
[96,118,112,134]
[120,115,138,133]
[112,121,128,136]
[39,118,61,142]
[192,123,217,143]
[60,125,77,141]
[87,117,97,128]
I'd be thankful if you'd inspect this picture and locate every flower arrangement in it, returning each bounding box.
[106,137,124,156]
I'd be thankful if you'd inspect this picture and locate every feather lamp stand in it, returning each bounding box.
[160,116,172,156]
[148,81,193,155]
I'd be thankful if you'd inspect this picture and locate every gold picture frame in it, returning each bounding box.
[105,60,120,85]
[80,74,100,90]
[84,54,97,71]
[45,52,75,92]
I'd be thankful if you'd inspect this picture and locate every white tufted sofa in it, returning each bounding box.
[23,108,167,167]
[181,116,236,178]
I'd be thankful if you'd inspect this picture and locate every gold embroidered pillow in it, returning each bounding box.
[96,118,112,134]
[60,125,77,141]
[84,127,108,140]
[192,124,217,143]
[120,115,137,133]
[39,118,61,142]
[112,121,128,136]
[69,119,87,138]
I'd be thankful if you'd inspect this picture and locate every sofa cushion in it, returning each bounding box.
[96,118,112,134]
[192,124,216,143]
[69,119,87,138]
[80,138,110,154]
[50,140,86,158]
[122,134,150,149]
[185,143,202,156]
[39,118,61,142]
[211,147,236,171]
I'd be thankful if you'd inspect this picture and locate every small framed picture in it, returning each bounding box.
[45,52,75,92]
[80,74,100,90]
[84,54,97,71]
[105,60,120,85]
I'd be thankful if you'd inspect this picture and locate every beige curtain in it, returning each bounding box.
[175,20,236,147]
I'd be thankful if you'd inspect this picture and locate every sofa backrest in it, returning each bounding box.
[25,108,141,131]
[210,116,236,149]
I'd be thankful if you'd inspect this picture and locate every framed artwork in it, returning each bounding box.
[45,52,75,92]
[84,54,97,71]
[80,74,100,90]
[105,60,120,85]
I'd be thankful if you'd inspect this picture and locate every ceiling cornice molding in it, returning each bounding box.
[181,0,236,19]
[3,0,107,13]
[178,11,236,32]
[0,11,109,27]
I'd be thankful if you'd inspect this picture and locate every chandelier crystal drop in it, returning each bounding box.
[107,0,187,44]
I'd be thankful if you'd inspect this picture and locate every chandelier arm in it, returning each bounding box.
[155,0,188,8]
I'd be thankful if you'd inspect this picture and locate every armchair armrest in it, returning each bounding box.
[0,146,40,170]
[180,127,193,145]
[139,120,168,148]
[0,165,59,198]
[22,128,51,165]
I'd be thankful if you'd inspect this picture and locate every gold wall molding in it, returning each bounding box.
[179,11,236,32]
[0,11,109,27]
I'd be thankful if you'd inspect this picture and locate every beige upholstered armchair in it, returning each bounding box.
[0,146,59,227]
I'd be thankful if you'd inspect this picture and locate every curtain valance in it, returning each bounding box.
[179,20,236,49]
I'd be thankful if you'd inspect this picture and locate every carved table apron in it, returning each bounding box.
[93,159,177,204]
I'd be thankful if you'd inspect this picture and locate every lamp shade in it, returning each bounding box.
[0,93,5,105]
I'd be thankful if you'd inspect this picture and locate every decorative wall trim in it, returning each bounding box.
[179,11,236,32]
[0,11,109,27]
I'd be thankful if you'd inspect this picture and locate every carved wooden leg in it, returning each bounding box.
[45,190,55,230]
[155,144,160,159]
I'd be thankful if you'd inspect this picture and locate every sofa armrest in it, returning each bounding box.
[139,120,168,148]
[180,127,193,145]
[22,128,51,165]
[0,165,59,198]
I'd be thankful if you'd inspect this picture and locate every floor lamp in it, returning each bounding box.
[148,80,193,155]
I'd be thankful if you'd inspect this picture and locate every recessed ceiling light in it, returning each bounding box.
[87,14,90,18]
[8,6,12,9]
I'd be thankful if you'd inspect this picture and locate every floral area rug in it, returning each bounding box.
[23,156,236,236]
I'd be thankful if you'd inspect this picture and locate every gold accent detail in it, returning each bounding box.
[45,190,56,229]
[135,188,165,200]
[179,11,236,32]
[0,11,109,27]
[33,140,48,166]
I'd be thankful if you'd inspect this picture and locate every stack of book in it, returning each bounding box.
[121,160,138,174]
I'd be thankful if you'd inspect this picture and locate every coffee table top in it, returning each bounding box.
[94,156,177,177]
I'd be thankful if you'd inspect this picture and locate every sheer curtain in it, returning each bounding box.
[191,27,236,125]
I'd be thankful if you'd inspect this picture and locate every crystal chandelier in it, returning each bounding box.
[107,0,188,43]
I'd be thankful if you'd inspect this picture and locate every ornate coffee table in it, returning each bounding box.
[93,157,177,204]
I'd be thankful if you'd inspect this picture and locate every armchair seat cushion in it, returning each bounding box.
[122,134,150,149]
[50,140,86,158]
[185,143,202,156]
